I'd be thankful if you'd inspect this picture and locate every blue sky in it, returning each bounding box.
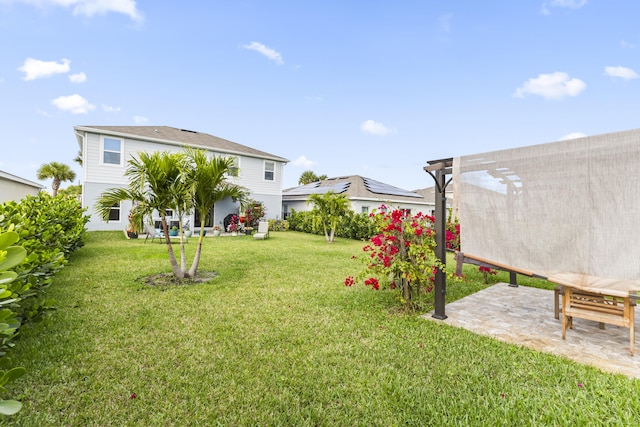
[2,0,639,191]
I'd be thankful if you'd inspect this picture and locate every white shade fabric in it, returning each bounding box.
[453,128,640,282]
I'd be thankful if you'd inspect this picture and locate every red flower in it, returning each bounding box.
[344,276,355,287]
[130,393,137,399]
[364,277,379,290]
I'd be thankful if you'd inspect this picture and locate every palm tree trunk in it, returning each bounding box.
[187,219,207,278]
[160,218,184,279]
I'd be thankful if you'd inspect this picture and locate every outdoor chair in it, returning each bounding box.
[144,224,163,243]
[253,221,269,240]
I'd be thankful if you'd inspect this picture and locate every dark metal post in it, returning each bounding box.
[424,158,453,320]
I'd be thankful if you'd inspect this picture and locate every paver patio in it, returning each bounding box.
[425,283,640,378]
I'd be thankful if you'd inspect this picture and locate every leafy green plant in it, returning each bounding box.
[307,191,351,243]
[0,229,27,416]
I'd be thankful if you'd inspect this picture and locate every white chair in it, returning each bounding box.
[144,224,163,243]
[253,221,269,240]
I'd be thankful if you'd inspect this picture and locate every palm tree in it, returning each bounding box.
[307,191,351,242]
[184,148,248,277]
[96,151,188,278]
[298,170,327,185]
[96,148,247,280]
[37,162,76,196]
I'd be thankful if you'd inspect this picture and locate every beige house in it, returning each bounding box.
[0,170,44,203]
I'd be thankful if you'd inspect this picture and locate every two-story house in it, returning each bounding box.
[74,125,289,232]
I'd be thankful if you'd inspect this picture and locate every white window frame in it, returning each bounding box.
[107,202,121,222]
[264,161,275,181]
[225,156,240,178]
[101,136,123,166]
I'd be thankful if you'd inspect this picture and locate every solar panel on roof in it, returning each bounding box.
[284,181,350,196]
[363,177,422,198]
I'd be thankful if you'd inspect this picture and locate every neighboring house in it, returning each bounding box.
[74,125,289,232]
[282,175,434,217]
[0,170,45,203]
[413,186,454,214]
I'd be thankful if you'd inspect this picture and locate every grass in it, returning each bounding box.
[4,231,640,426]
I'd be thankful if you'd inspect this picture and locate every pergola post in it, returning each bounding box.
[424,158,453,320]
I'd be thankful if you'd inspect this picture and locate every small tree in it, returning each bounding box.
[307,191,351,243]
[37,161,76,197]
[345,207,443,311]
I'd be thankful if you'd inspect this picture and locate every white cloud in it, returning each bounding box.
[620,39,635,49]
[51,94,95,114]
[559,132,587,140]
[541,0,587,14]
[292,155,316,168]
[68,72,87,83]
[102,104,121,112]
[604,66,639,80]
[513,72,586,100]
[439,13,453,32]
[18,58,70,81]
[5,0,143,21]
[133,115,148,124]
[242,42,283,65]
[360,119,392,136]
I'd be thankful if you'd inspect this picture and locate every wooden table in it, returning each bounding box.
[548,273,638,356]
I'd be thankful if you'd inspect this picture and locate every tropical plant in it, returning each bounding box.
[96,148,248,279]
[242,201,266,228]
[346,207,443,311]
[298,170,327,185]
[184,148,248,277]
[36,162,76,197]
[57,184,82,198]
[307,191,351,243]
[96,151,191,277]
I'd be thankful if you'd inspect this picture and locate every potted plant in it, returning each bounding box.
[126,211,140,239]
[169,225,179,237]
[212,225,221,237]
[183,220,192,238]
[227,215,239,236]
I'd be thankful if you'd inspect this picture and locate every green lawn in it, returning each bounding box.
[5,231,639,426]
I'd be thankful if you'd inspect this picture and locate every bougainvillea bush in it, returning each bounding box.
[345,206,444,311]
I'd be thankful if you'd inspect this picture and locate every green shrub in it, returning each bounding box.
[0,193,89,416]
[268,219,289,231]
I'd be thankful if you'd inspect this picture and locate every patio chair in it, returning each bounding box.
[144,224,163,243]
[253,221,269,240]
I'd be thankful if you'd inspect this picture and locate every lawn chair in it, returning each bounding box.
[253,221,269,240]
[144,224,163,243]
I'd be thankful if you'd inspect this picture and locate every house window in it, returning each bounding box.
[102,137,122,165]
[165,209,174,218]
[361,206,369,214]
[225,156,239,177]
[264,161,275,181]
[108,203,120,221]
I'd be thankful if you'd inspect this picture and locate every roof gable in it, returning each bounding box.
[75,125,289,163]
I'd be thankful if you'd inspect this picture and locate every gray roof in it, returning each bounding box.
[0,170,45,189]
[283,175,432,204]
[74,125,289,163]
